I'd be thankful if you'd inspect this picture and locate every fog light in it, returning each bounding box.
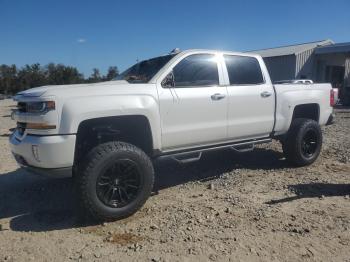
[32,145,40,162]
[27,123,56,130]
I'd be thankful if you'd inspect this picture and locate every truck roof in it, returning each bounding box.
[178,49,262,59]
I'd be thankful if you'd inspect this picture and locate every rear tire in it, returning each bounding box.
[76,141,154,221]
[282,118,322,167]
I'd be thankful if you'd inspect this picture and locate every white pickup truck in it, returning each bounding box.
[10,49,335,221]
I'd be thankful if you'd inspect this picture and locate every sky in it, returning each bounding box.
[1,0,350,77]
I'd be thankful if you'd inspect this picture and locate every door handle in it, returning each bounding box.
[211,93,226,100]
[261,91,272,98]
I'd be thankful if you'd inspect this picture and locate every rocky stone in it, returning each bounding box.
[150,225,159,230]
[0,223,9,231]
[208,183,215,190]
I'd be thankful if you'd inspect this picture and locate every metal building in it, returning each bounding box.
[251,39,350,105]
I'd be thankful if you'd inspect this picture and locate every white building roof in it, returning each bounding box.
[250,39,334,58]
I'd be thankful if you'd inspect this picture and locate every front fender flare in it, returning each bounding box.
[58,95,161,150]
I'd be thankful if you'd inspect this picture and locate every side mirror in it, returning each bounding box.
[161,71,175,88]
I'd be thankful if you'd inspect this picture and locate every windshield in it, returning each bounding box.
[115,54,176,83]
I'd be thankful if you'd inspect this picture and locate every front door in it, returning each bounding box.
[157,53,228,150]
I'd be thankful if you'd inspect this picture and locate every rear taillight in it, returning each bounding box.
[330,89,335,107]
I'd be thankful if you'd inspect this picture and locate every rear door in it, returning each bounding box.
[157,53,228,150]
[223,55,275,140]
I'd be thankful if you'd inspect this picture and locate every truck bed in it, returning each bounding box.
[273,83,333,135]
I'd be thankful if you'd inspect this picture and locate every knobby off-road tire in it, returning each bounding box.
[282,118,322,167]
[76,141,154,221]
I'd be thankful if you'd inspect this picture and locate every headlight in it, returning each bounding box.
[26,101,55,113]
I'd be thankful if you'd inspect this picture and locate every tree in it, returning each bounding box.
[45,63,84,85]
[0,64,18,94]
[105,66,119,81]
[17,63,47,91]
[87,68,102,83]
[0,63,121,95]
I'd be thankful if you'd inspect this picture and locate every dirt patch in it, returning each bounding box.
[105,233,144,246]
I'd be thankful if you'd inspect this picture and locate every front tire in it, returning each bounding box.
[282,118,322,167]
[76,141,154,221]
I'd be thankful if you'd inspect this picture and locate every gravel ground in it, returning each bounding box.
[0,99,349,262]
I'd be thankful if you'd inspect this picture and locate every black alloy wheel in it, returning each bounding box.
[301,129,319,159]
[96,159,141,208]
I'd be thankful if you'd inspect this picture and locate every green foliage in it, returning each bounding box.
[45,63,84,85]
[87,68,102,83]
[0,63,119,95]
[0,64,18,94]
[105,66,119,81]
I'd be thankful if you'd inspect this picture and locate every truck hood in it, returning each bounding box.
[15,80,132,100]
[14,80,156,101]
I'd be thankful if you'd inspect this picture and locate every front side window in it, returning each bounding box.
[116,54,176,83]
[172,54,219,87]
[224,55,264,85]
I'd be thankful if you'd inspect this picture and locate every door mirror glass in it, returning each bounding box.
[161,71,175,88]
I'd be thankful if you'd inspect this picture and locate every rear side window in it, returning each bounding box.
[224,55,264,85]
[173,54,219,87]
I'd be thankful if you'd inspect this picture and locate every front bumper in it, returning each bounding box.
[9,130,76,178]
